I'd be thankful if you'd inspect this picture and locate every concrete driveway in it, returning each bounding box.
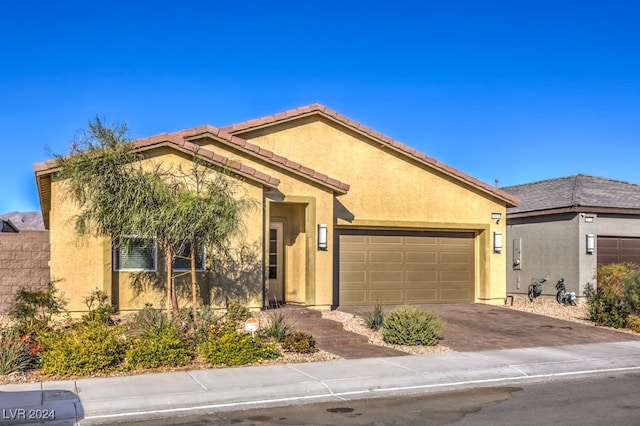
[342,303,640,352]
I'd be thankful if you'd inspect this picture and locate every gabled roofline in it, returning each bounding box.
[178,125,350,194]
[221,104,519,207]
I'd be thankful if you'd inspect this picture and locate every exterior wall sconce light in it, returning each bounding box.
[586,234,595,254]
[493,232,503,253]
[318,224,328,251]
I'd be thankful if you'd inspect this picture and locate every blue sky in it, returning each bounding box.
[1,1,639,214]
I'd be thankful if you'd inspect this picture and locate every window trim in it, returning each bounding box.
[113,235,158,272]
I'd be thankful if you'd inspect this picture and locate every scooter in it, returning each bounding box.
[555,278,576,305]
[528,277,547,301]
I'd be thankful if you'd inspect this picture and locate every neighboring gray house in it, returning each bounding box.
[503,175,640,301]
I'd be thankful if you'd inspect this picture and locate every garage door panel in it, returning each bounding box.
[369,271,403,283]
[368,290,404,303]
[369,252,403,263]
[406,270,438,282]
[406,252,437,263]
[339,231,475,305]
[405,289,438,302]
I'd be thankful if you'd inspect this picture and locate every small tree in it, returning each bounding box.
[55,118,250,317]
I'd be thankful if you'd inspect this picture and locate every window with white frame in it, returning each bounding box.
[172,243,206,271]
[114,235,157,271]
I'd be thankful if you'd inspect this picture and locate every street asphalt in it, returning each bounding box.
[1,340,640,425]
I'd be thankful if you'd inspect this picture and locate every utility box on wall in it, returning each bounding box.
[512,238,522,270]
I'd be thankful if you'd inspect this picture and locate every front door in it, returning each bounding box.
[268,222,284,305]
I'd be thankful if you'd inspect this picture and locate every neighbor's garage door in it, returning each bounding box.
[338,230,475,305]
[597,236,640,266]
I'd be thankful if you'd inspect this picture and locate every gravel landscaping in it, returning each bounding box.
[2,298,638,385]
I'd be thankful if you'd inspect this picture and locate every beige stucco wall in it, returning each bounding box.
[47,148,266,312]
[233,116,508,305]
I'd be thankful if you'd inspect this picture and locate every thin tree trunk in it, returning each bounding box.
[191,243,198,323]
[166,248,173,314]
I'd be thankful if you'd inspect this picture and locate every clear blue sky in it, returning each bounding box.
[2,1,639,214]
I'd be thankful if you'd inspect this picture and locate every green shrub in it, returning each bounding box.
[39,322,126,376]
[282,331,317,353]
[124,326,192,370]
[226,300,251,322]
[260,310,292,343]
[0,328,33,375]
[127,304,175,337]
[382,306,443,346]
[362,302,385,330]
[83,289,117,325]
[623,270,640,315]
[626,315,640,333]
[587,292,629,329]
[198,330,280,366]
[596,263,637,298]
[180,306,225,344]
[9,282,67,334]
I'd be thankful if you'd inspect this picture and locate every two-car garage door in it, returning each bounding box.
[338,230,475,305]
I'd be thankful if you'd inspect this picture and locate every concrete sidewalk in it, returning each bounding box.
[2,340,640,425]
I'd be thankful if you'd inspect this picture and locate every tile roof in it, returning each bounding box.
[221,104,518,207]
[34,126,351,194]
[503,174,640,214]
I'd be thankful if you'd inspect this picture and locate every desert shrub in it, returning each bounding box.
[9,282,67,334]
[124,325,192,370]
[0,327,33,375]
[198,329,280,366]
[626,315,640,333]
[127,304,175,337]
[180,306,225,344]
[260,310,293,343]
[586,292,629,329]
[39,322,126,376]
[226,300,251,322]
[623,270,640,315]
[382,306,443,346]
[82,289,117,325]
[362,302,385,330]
[282,331,317,353]
[596,263,637,298]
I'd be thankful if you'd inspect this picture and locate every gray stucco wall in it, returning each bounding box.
[507,212,640,302]
[506,213,586,300]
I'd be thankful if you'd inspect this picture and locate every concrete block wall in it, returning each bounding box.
[0,230,50,314]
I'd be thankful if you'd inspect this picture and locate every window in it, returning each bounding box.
[172,243,206,271]
[114,236,157,271]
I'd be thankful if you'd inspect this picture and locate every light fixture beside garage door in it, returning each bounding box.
[318,224,328,250]
[586,234,595,254]
[493,232,503,253]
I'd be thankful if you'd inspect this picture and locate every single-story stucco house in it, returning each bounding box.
[503,174,640,301]
[35,104,518,313]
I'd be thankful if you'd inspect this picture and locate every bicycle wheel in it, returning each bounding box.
[528,285,535,302]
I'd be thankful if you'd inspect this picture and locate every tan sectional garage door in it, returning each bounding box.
[338,231,475,305]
